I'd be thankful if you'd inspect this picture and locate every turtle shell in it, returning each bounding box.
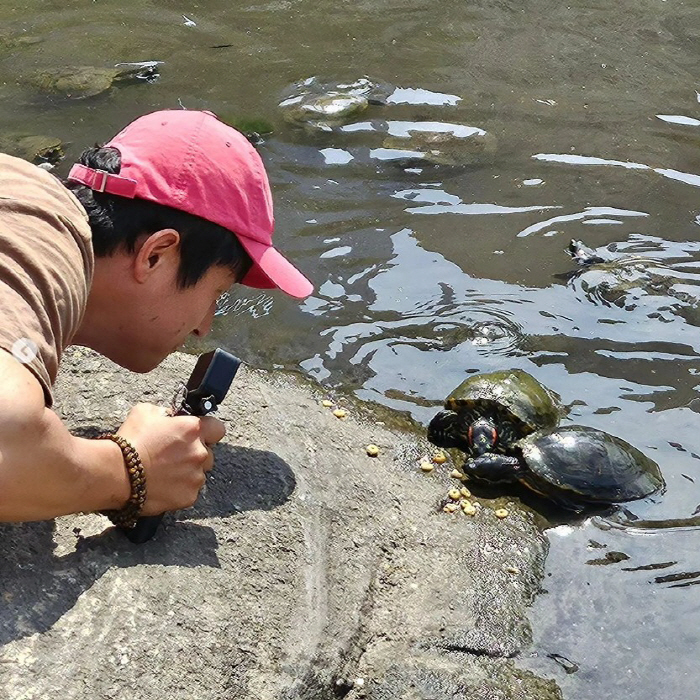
[444,369,562,445]
[0,133,63,164]
[27,62,159,99]
[517,425,664,503]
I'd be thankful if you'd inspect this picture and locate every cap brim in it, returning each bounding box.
[238,238,314,298]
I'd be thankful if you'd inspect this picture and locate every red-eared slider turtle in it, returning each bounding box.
[25,61,161,99]
[279,76,393,131]
[381,121,497,166]
[428,369,563,456]
[0,132,63,165]
[459,425,664,509]
[565,239,698,313]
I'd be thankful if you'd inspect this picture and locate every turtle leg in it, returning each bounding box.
[428,410,470,450]
[463,453,525,484]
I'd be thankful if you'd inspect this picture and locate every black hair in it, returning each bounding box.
[63,146,253,288]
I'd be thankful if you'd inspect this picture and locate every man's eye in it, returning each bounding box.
[215,292,230,316]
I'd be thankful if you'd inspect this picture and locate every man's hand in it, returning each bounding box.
[116,403,226,515]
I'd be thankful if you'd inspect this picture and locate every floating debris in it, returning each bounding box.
[548,653,579,674]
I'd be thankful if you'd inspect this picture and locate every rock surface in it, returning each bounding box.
[0,347,561,699]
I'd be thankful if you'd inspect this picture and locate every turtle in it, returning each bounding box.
[428,369,563,457]
[564,239,699,314]
[279,76,393,131]
[457,425,664,509]
[25,61,161,99]
[381,122,497,166]
[0,132,64,165]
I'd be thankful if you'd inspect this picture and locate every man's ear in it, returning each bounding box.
[133,229,181,283]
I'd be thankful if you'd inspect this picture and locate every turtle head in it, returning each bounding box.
[428,410,470,450]
[468,417,499,456]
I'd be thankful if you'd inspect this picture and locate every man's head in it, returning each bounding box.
[66,110,313,372]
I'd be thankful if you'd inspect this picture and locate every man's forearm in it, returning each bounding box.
[0,413,130,522]
[0,354,130,521]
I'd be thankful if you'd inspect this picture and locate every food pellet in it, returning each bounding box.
[321,399,333,408]
[448,488,462,500]
[333,408,347,418]
[432,451,447,464]
[420,461,434,472]
[462,503,477,516]
[495,508,509,519]
[366,444,380,457]
[460,486,471,498]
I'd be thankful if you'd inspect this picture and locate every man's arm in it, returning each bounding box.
[0,350,225,522]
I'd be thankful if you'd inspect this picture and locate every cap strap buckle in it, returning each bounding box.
[93,169,108,193]
[66,163,138,199]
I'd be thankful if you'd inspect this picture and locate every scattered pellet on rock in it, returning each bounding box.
[461,502,477,516]
[420,461,434,472]
[333,408,347,418]
[495,508,509,519]
[366,444,380,457]
[432,451,447,464]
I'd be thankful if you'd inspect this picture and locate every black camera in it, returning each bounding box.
[122,348,241,544]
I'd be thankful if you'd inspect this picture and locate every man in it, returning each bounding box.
[0,109,313,524]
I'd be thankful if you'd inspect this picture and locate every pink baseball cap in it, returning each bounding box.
[67,109,314,298]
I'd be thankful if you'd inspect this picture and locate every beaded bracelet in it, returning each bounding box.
[98,433,147,529]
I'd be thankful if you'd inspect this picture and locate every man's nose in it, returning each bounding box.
[191,304,216,338]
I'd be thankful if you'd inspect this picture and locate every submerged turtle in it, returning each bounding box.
[279,76,393,131]
[0,132,63,165]
[428,369,563,455]
[25,61,161,99]
[381,122,497,166]
[458,425,664,509]
[565,239,699,313]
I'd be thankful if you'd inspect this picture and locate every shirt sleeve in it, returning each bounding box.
[0,154,94,406]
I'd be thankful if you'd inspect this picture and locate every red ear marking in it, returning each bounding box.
[468,424,474,445]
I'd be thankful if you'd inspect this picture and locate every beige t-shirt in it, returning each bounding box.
[0,154,94,406]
